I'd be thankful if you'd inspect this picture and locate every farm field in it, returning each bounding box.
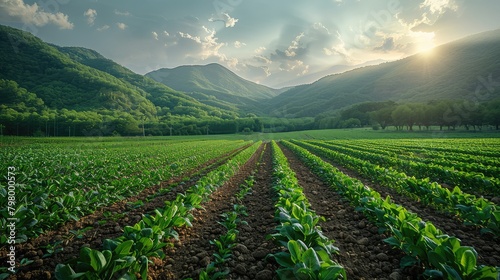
[1,136,499,279]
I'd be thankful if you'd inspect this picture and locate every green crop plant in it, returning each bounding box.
[272,240,346,280]
[268,141,345,279]
[293,140,500,235]
[282,140,499,279]
[54,141,261,280]
[1,139,251,245]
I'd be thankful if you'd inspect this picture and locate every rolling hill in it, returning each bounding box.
[0,25,236,121]
[267,29,500,117]
[146,63,281,113]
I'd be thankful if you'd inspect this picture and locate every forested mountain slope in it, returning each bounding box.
[267,29,500,117]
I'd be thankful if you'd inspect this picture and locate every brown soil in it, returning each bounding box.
[280,143,416,280]
[0,144,250,280]
[3,140,497,280]
[303,144,500,268]
[150,143,280,280]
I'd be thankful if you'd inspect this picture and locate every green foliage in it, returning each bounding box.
[267,29,500,118]
[282,140,499,279]
[268,141,345,279]
[146,63,279,114]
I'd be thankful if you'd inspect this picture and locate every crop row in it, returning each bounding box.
[196,174,256,279]
[0,140,249,244]
[328,140,500,178]
[293,140,500,236]
[315,140,499,196]
[268,141,346,279]
[281,140,499,279]
[369,139,500,158]
[54,141,261,279]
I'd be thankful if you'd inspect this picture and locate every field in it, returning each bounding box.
[1,131,499,279]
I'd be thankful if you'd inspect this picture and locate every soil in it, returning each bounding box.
[0,144,250,280]
[279,143,416,280]
[302,144,500,268]
[2,141,498,280]
[149,143,280,280]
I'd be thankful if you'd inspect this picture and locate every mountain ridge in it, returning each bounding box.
[146,63,281,114]
[267,28,500,117]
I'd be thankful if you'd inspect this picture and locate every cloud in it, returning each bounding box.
[374,37,396,52]
[233,40,246,48]
[114,9,130,16]
[285,32,305,57]
[209,12,238,28]
[222,13,238,28]
[84,9,97,26]
[0,0,73,29]
[254,46,266,54]
[280,60,310,76]
[253,55,271,64]
[97,25,109,31]
[397,0,459,30]
[179,26,229,63]
[421,0,458,14]
[152,31,158,40]
[117,22,127,30]
[323,32,352,62]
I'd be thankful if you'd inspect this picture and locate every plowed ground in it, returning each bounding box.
[4,141,497,280]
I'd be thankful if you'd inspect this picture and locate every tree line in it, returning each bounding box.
[315,100,500,131]
[1,79,499,136]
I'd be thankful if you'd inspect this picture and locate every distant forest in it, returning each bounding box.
[1,79,499,136]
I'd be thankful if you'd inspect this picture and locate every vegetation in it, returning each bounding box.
[146,63,279,114]
[282,140,499,279]
[1,136,499,279]
[267,29,500,118]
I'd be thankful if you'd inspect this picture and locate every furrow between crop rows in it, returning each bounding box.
[278,142,412,279]
[291,141,500,268]
[281,140,499,279]
[0,141,253,280]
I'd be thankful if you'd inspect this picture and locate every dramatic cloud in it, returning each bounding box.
[84,9,97,26]
[285,33,305,57]
[374,37,395,52]
[0,0,73,29]
[2,0,497,87]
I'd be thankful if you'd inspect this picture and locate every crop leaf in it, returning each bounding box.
[459,249,476,275]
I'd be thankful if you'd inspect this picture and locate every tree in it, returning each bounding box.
[391,105,414,130]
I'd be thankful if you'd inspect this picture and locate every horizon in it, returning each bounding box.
[1,0,499,87]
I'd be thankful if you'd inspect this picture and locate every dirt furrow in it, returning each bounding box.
[153,143,271,279]
[280,143,416,280]
[314,149,500,267]
[1,144,250,280]
[226,143,280,280]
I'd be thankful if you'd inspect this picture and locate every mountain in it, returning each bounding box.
[146,63,280,113]
[55,46,238,118]
[0,25,236,121]
[267,29,500,117]
[272,59,387,88]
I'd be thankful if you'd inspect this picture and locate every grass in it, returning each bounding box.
[1,127,499,147]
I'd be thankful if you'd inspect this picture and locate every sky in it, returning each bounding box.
[1,0,499,88]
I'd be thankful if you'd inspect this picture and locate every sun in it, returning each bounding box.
[419,43,436,55]
[411,31,436,56]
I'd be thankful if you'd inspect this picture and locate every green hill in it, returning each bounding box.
[267,29,500,117]
[146,63,280,114]
[0,24,239,136]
